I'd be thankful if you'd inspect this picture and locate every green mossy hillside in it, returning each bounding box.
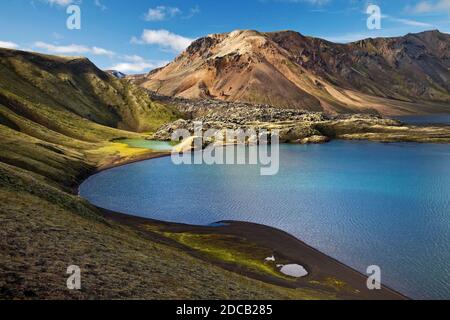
[0,48,179,134]
[0,48,326,300]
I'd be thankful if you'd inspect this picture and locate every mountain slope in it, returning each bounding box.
[0,47,182,190]
[141,30,450,115]
[0,48,179,134]
[0,48,401,299]
[0,49,306,299]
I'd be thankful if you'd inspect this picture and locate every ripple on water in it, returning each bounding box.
[80,141,450,299]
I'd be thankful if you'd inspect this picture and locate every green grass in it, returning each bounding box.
[0,48,180,134]
[158,231,295,280]
[0,48,413,300]
[0,48,341,300]
[116,139,177,151]
[0,47,182,189]
[0,162,337,300]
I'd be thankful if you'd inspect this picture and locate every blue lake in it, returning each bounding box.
[80,141,450,299]
[394,114,450,126]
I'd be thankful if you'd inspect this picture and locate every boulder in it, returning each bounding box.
[297,135,330,144]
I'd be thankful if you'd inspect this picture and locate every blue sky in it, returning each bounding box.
[0,0,449,74]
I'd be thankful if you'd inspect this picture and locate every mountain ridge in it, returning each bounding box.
[140,29,450,115]
[0,47,179,134]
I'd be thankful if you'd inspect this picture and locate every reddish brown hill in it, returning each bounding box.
[141,30,450,115]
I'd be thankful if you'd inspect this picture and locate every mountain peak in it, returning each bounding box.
[417,29,442,35]
[106,70,126,79]
[140,30,450,115]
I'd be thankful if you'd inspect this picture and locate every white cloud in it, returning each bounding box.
[94,0,107,11]
[41,0,74,7]
[322,30,401,43]
[184,5,201,19]
[406,0,450,14]
[109,55,168,73]
[34,42,115,56]
[0,41,19,49]
[108,62,161,73]
[131,29,194,52]
[91,47,115,56]
[144,6,181,21]
[123,55,146,63]
[382,14,434,28]
[391,18,433,27]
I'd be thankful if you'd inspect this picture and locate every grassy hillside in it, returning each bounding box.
[0,48,345,300]
[0,48,179,133]
[1,159,336,299]
[0,116,341,299]
[0,48,182,187]
[0,48,407,300]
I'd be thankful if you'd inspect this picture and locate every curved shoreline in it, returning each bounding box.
[77,148,408,300]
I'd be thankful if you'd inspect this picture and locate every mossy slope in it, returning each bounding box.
[0,48,339,300]
[0,48,179,134]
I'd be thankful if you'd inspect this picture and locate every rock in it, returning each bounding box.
[279,124,321,142]
[147,92,415,145]
[151,119,191,140]
[297,135,330,144]
[278,264,309,278]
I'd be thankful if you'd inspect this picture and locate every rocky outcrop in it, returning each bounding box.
[298,135,330,144]
[151,96,450,145]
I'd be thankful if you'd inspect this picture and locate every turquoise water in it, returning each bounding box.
[394,114,450,126]
[80,141,450,299]
[117,139,175,151]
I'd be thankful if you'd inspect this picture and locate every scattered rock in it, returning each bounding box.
[297,135,330,144]
[148,93,447,145]
[277,264,309,278]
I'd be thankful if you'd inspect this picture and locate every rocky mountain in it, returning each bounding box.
[140,29,450,115]
[106,69,126,79]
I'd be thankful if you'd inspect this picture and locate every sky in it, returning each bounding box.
[0,0,449,74]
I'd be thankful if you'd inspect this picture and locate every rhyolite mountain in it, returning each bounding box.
[141,29,450,115]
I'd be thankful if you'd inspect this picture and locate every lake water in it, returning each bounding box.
[394,114,450,126]
[80,141,450,299]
